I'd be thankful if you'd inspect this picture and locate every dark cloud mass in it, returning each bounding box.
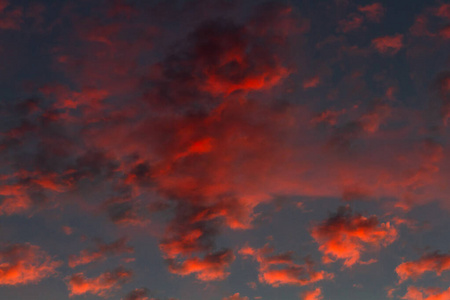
[0,0,449,299]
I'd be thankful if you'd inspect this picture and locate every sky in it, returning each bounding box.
[0,0,450,299]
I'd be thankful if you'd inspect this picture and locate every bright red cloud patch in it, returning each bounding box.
[395,252,450,283]
[167,249,235,281]
[67,267,132,297]
[401,286,450,300]
[0,243,60,285]
[301,287,323,300]
[239,244,333,287]
[311,207,398,267]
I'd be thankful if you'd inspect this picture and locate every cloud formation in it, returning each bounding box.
[301,288,323,300]
[372,34,404,55]
[239,244,333,287]
[223,293,249,300]
[68,237,134,268]
[167,249,235,281]
[0,243,60,286]
[311,206,398,267]
[0,0,449,299]
[401,286,450,300]
[68,267,132,297]
[396,252,450,283]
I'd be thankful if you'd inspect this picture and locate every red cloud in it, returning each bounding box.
[401,286,450,300]
[359,102,391,133]
[0,170,72,215]
[167,249,235,281]
[62,226,73,235]
[0,0,22,30]
[338,14,364,33]
[311,109,345,126]
[303,76,321,89]
[223,293,249,300]
[311,207,398,267]
[301,288,323,300]
[395,252,450,283]
[68,237,134,268]
[0,182,32,215]
[0,243,60,285]
[239,244,333,287]
[436,4,450,19]
[67,267,132,297]
[358,3,385,22]
[372,34,403,55]
[439,25,450,39]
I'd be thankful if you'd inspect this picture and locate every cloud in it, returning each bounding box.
[123,288,150,300]
[372,34,403,55]
[239,244,333,287]
[395,252,450,283]
[0,169,73,215]
[67,267,133,297]
[62,226,74,235]
[303,76,321,89]
[223,293,249,300]
[338,14,364,33]
[2,3,450,297]
[0,243,61,285]
[434,72,450,125]
[386,287,397,298]
[401,286,450,300]
[435,4,450,19]
[310,109,345,126]
[301,288,323,300]
[439,25,450,39]
[310,206,398,267]
[0,0,22,30]
[68,237,134,268]
[358,3,385,22]
[167,249,235,281]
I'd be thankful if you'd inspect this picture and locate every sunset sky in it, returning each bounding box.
[0,0,450,299]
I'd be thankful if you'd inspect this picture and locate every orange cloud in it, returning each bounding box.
[301,288,323,300]
[395,252,450,283]
[0,243,60,285]
[68,237,134,268]
[223,293,249,300]
[386,287,397,298]
[239,244,333,287]
[372,34,403,55]
[311,206,398,267]
[67,267,132,297]
[167,249,235,281]
[401,286,450,300]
